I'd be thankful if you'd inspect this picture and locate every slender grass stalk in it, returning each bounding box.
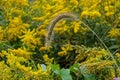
[82,21,119,69]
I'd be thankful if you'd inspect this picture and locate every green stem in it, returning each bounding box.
[82,21,119,69]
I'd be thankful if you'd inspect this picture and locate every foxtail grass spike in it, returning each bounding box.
[45,12,79,48]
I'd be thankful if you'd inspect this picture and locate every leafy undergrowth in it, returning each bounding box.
[0,0,120,80]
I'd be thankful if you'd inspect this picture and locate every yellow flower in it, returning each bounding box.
[90,11,101,18]
[0,50,8,58]
[36,29,46,37]
[8,48,33,60]
[10,16,22,25]
[116,68,120,77]
[104,5,114,12]
[80,60,115,73]
[20,29,41,50]
[5,16,29,41]
[105,12,114,16]
[58,51,67,56]
[43,54,53,65]
[54,25,69,34]
[0,27,4,41]
[61,44,73,51]
[39,46,48,51]
[74,25,79,33]
[108,28,120,38]
[39,46,52,52]
[81,11,89,18]
[16,62,32,72]
[32,16,46,21]
[0,61,13,79]
[72,21,87,33]
[109,67,115,78]
[96,49,108,57]
[12,0,28,6]
[10,8,23,16]
[73,22,80,33]
[70,0,79,8]
[6,53,26,68]
[115,53,120,61]
[81,10,101,19]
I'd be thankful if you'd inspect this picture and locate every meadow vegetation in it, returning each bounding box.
[0,0,120,80]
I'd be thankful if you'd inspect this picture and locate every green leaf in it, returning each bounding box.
[51,64,60,71]
[70,63,79,72]
[0,20,6,26]
[0,15,3,20]
[51,64,60,74]
[80,66,96,80]
[83,74,96,80]
[109,45,120,49]
[59,68,72,80]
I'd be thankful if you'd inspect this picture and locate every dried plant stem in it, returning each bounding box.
[45,13,79,48]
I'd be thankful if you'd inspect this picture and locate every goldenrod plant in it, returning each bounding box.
[0,0,120,80]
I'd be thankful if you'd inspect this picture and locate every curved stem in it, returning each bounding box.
[45,13,79,48]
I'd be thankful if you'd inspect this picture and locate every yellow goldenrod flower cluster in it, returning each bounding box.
[80,0,101,19]
[108,28,120,38]
[5,16,30,41]
[81,10,101,19]
[71,21,87,33]
[43,54,54,65]
[39,46,49,51]
[109,67,116,78]
[0,61,13,79]
[8,48,32,60]
[104,5,115,16]
[54,20,68,35]
[20,29,41,50]
[116,68,120,77]
[58,51,67,57]
[0,27,4,41]
[115,53,120,61]
[0,50,51,79]
[58,44,73,56]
